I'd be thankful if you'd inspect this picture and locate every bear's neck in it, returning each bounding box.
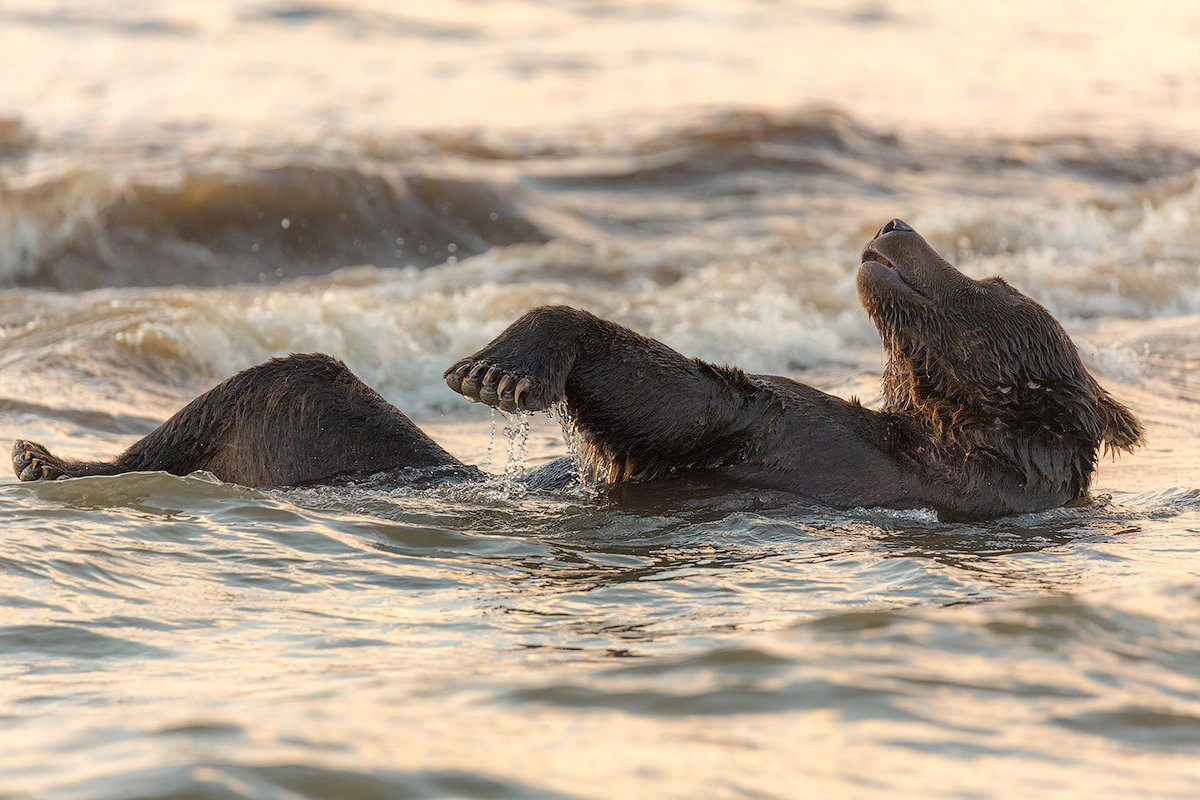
[880,356,1097,508]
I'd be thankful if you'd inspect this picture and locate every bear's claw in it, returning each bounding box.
[445,363,470,393]
[512,378,534,412]
[444,360,544,413]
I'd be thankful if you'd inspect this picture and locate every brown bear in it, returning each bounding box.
[12,220,1143,520]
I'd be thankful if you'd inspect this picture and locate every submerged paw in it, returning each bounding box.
[443,360,544,412]
[11,440,66,482]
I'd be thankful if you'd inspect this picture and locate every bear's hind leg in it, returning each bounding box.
[13,353,466,488]
[118,353,466,487]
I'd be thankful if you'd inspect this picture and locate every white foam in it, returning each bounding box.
[910,174,1200,319]
[8,172,1200,420]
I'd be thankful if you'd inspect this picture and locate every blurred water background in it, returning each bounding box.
[2,2,1200,798]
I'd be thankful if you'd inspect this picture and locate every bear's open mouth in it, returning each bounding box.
[861,248,930,300]
[863,249,895,270]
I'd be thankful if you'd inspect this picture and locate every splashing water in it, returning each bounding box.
[551,402,609,496]
[501,411,532,492]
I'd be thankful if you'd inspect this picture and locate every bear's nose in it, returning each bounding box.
[877,219,914,237]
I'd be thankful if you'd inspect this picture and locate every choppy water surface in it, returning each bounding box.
[3,2,1200,798]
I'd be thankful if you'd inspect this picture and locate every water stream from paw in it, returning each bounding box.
[500,410,532,491]
[552,401,607,495]
[484,407,498,475]
[474,407,533,497]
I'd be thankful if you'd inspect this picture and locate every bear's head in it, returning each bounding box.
[856,219,1143,498]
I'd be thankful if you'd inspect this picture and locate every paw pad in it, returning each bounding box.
[11,440,65,482]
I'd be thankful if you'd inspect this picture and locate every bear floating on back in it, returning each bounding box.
[14,219,1142,521]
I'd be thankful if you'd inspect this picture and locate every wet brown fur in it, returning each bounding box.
[447,221,1143,519]
[858,225,1143,510]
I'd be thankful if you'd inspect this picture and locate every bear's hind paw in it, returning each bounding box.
[12,440,68,481]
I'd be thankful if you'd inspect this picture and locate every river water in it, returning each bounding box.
[2,2,1200,798]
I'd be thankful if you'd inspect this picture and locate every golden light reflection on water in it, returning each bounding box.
[8,578,1200,798]
[3,465,1200,797]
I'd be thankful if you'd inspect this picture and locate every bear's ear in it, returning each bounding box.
[1097,390,1144,454]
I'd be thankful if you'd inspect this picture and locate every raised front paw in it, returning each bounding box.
[443,306,583,412]
[12,440,67,481]
[444,361,550,413]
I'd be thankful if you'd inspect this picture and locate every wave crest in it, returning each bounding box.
[0,164,553,290]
